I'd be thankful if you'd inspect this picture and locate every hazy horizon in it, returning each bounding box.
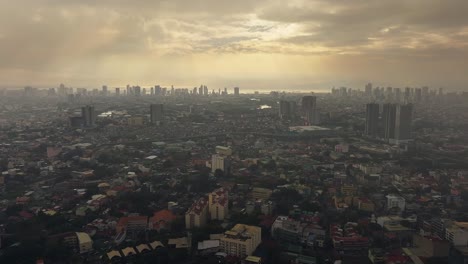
[1,0,468,91]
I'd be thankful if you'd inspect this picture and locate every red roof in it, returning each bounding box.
[150,209,176,223]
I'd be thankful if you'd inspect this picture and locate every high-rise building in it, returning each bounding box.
[185,198,209,229]
[395,104,413,141]
[382,103,397,140]
[220,224,261,258]
[81,105,96,127]
[115,88,120,96]
[404,87,410,102]
[301,96,318,125]
[203,85,208,95]
[208,188,229,221]
[394,88,401,102]
[234,87,240,96]
[211,154,229,173]
[365,103,380,137]
[150,104,164,125]
[102,85,108,96]
[134,86,141,96]
[365,83,372,97]
[279,100,291,119]
[415,88,422,102]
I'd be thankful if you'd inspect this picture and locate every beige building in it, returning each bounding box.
[251,187,273,200]
[185,197,209,229]
[220,224,261,258]
[127,116,144,126]
[209,188,229,220]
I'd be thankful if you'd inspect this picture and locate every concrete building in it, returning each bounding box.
[211,154,229,173]
[251,187,273,200]
[301,96,319,125]
[220,224,261,258]
[185,197,209,229]
[215,146,232,156]
[386,194,405,211]
[150,104,164,125]
[365,103,380,137]
[394,104,413,142]
[445,222,468,246]
[209,188,229,220]
[81,105,96,127]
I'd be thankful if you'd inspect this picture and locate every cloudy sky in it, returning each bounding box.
[1,0,468,91]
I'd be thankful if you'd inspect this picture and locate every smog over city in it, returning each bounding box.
[1,1,468,264]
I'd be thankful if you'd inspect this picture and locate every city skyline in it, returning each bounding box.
[1,0,468,91]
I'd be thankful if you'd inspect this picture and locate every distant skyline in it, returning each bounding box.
[1,0,468,91]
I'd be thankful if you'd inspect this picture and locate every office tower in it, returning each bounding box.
[404,87,410,102]
[150,87,154,95]
[115,88,120,96]
[142,88,147,95]
[102,85,108,96]
[199,85,203,95]
[386,87,393,100]
[203,85,208,95]
[279,100,291,119]
[162,88,167,96]
[193,87,197,95]
[395,104,413,141]
[126,85,131,96]
[224,87,228,95]
[234,87,240,96]
[134,86,141,96]
[382,103,397,140]
[150,104,164,125]
[365,83,372,97]
[301,96,318,125]
[415,88,422,102]
[81,105,96,127]
[394,88,401,102]
[171,85,175,95]
[422,86,429,101]
[155,85,162,96]
[365,103,380,137]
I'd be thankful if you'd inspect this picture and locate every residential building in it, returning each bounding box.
[365,103,380,137]
[185,197,209,229]
[209,188,229,220]
[220,224,261,258]
[386,194,405,211]
[150,103,164,125]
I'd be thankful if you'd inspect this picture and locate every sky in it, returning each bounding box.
[1,0,468,91]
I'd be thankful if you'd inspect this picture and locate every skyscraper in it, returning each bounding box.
[81,105,96,127]
[102,85,108,96]
[415,88,422,102]
[365,103,380,137]
[382,103,397,140]
[234,87,239,96]
[150,104,164,125]
[115,88,120,96]
[395,104,413,141]
[365,83,372,97]
[301,96,318,125]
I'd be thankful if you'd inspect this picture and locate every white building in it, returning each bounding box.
[445,222,468,246]
[386,194,405,211]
